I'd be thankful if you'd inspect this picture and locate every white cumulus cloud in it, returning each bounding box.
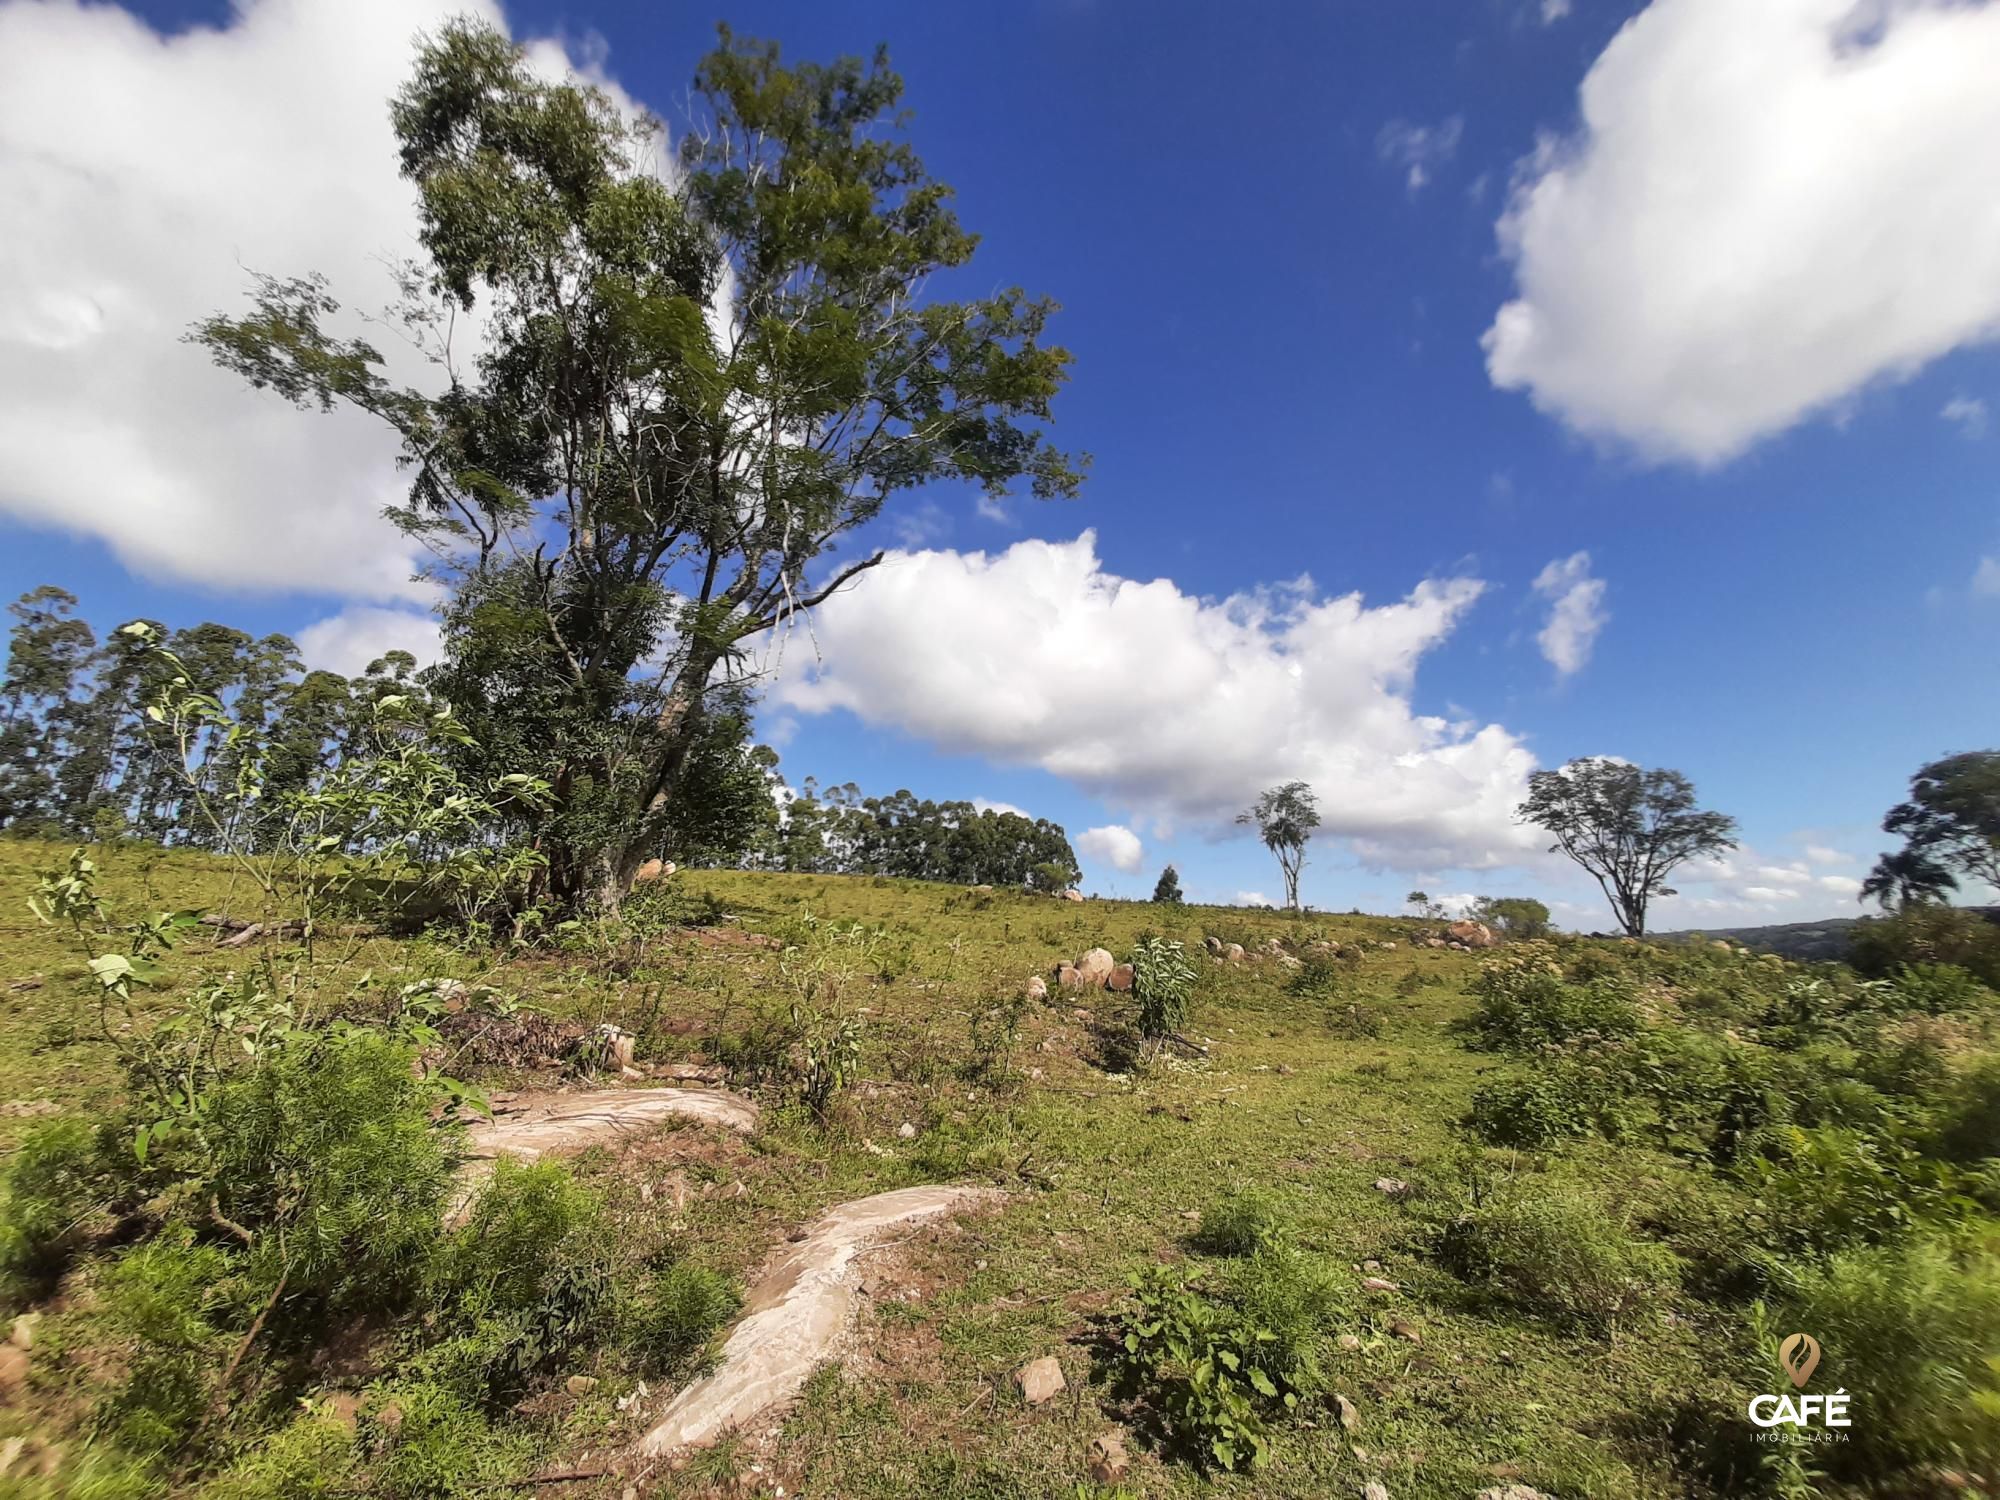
[1531,551,1608,676]
[1485,0,2000,464]
[1076,824,1144,874]
[0,0,647,601]
[771,532,1541,872]
[295,605,442,678]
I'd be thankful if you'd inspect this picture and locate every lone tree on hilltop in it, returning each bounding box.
[1151,864,1184,904]
[1238,782,1319,913]
[195,22,1083,914]
[1518,757,1737,937]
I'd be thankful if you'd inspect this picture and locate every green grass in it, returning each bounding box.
[0,836,1975,1498]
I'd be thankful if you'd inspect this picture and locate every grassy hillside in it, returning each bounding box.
[0,839,1994,1499]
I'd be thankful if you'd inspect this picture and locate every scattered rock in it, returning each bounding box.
[1087,1430,1130,1483]
[896,1122,917,1140]
[1057,961,1085,991]
[1337,1333,1362,1351]
[1361,1276,1399,1293]
[565,1375,598,1397]
[1107,963,1135,993]
[1334,1393,1361,1432]
[0,1345,27,1400]
[1025,975,1048,1001]
[1076,948,1116,987]
[1061,888,1085,902]
[1373,1178,1409,1197]
[1390,1318,1421,1344]
[1448,920,1497,950]
[1013,1356,1067,1405]
[1379,942,1397,951]
[1363,1483,1390,1500]
[9,1317,36,1352]
[633,858,666,884]
[1204,935,1224,956]
[1475,1488,1556,1500]
[970,884,993,894]
[1224,943,1246,962]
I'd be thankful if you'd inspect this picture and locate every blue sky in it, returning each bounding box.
[2,0,1996,925]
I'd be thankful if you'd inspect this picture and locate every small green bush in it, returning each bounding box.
[1113,1266,1303,1472]
[422,1160,613,1402]
[1130,935,1196,1042]
[207,1033,458,1307]
[0,1445,158,1500]
[1467,955,1641,1052]
[0,1117,107,1288]
[1435,1190,1678,1333]
[1287,956,1342,1001]
[1468,1065,1627,1149]
[1194,1188,1292,1257]
[96,1233,234,1456]
[624,1262,739,1373]
[1765,1226,2000,1483]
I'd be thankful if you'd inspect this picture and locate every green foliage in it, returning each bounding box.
[0,1117,108,1287]
[1468,1068,1623,1149]
[95,1233,233,1455]
[1287,954,1343,1001]
[1150,865,1184,904]
[1113,1265,1304,1472]
[1931,1055,2000,1164]
[1738,1125,1976,1253]
[205,1032,458,1304]
[1466,944,1641,1051]
[1435,1189,1679,1333]
[965,989,1028,1083]
[422,1160,613,1402]
[1849,904,2000,988]
[1884,960,1993,1015]
[1881,750,2000,895]
[209,1405,360,1499]
[1764,1226,2000,1482]
[1129,934,1196,1042]
[623,1262,740,1373]
[1194,1188,1292,1258]
[1467,895,1552,941]
[366,1381,528,1500]
[0,1446,159,1500]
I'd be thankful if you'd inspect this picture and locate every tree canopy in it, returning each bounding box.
[195,22,1083,912]
[1517,757,1737,937]
[1880,752,2000,896]
[1151,864,1184,904]
[1238,782,1319,912]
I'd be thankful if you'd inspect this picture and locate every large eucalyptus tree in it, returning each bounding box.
[198,23,1083,910]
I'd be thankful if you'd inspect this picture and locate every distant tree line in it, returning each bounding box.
[764,780,1080,889]
[0,585,1083,891]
